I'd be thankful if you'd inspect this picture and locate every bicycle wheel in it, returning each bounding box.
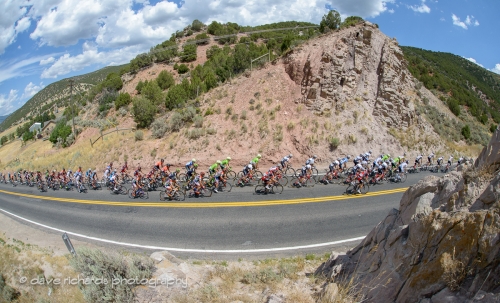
[81,184,87,193]
[226,171,236,180]
[222,182,232,192]
[128,188,135,199]
[253,170,263,181]
[289,177,300,188]
[360,182,369,194]
[159,191,166,201]
[345,184,355,195]
[304,177,314,187]
[278,176,288,186]
[284,167,296,177]
[400,173,407,183]
[255,185,267,194]
[173,191,185,201]
[140,191,149,199]
[118,185,127,195]
[200,187,212,197]
[334,175,345,185]
[235,171,244,181]
[272,184,283,194]
[311,168,319,183]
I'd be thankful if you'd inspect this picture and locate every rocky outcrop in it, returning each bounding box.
[316,128,500,303]
[285,22,416,128]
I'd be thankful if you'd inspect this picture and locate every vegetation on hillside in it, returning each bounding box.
[402,46,500,125]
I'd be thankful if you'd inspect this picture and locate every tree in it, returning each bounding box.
[115,92,132,110]
[461,125,471,139]
[165,85,188,110]
[177,64,189,74]
[341,16,364,29]
[136,80,145,93]
[102,72,123,91]
[320,10,341,33]
[156,70,175,90]
[191,19,204,32]
[49,119,72,145]
[132,96,156,128]
[181,44,197,62]
[141,81,163,106]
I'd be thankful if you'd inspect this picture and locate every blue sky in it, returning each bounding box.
[1,0,499,115]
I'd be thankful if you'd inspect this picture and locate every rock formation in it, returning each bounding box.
[285,22,417,129]
[316,127,500,303]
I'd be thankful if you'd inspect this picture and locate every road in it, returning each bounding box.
[0,172,433,258]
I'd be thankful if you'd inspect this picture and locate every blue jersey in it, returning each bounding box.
[339,157,349,165]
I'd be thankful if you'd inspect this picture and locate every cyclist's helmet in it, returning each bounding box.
[347,155,351,159]
[176,169,180,173]
[289,154,293,158]
[200,172,205,176]
[192,158,196,162]
[138,166,142,171]
[359,154,363,157]
[369,150,372,154]
[387,154,391,158]
[227,156,231,160]
[406,160,409,164]
[217,160,222,164]
[257,154,261,158]
[161,158,164,162]
[313,155,317,158]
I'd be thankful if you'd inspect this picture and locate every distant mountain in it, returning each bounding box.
[0,64,128,132]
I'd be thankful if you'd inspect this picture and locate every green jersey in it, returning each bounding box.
[209,163,218,171]
[252,157,260,164]
[221,159,230,167]
[382,155,390,161]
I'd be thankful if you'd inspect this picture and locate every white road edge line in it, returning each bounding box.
[1,208,365,253]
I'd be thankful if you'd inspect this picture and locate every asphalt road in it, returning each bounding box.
[0,171,437,258]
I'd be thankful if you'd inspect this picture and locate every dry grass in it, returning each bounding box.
[0,233,85,303]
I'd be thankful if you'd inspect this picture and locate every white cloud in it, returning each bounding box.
[21,82,45,100]
[410,0,430,13]
[0,53,62,84]
[388,9,394,13]
[0,89,18,114]
[324,0,394,18]
[452,14,479,30]
[452,14,467,29]
[41,42,144,78]
[0,0,30,54]
[465,57,483,68]
[40,57,56,65]
[492,64,500,75]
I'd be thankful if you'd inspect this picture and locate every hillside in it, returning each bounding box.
[0,115,7,124]
[0,64,128,132]
[402,46,500,125]
[0,19,496,173]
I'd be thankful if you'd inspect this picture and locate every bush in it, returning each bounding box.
[165,85,188,110]
[49,119,72,146]
[490,124,498,133]
[329,137,340,150]
[135,130,144,141]
[191,19,204,31]
[141,80,163,105]
[132,96,156,128]
[447,98,461,116]
[156,70,175,90]
[193,115,203,128]
[177,64,189,74]
[70,247,154,303]
[461,125,471,139]
[151,118,168,138]
[115,92,132,110]
[168,112,184,132]
[135,80,145,93]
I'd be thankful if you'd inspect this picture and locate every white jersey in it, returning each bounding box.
[399,162,408,170]
[305,158,315,166]
[416,155,423,161]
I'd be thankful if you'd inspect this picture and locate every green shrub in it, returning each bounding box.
[49,119,72,146]
[115,92,132,110]
[156,70,175,90]
[151,118,168,138]
[490,124,498,133]
[193,115,203,128]
[461,125,471,139]
[132,96,156,128]
[70,247,154,303]
[329,137,340,150]
[168,112,184,132]
[447,98,461,116]
[135,130,144,141]
[177,64,189,74]
[141,80,163,105]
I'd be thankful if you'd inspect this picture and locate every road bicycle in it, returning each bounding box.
[255,180,283,194]
[345,180,370,195]
[290,173,314,188]
[128,187,149,199]
[389,172,407,183]
[159,188,185,201]
[187,186,212,198]
[75,181,87,193]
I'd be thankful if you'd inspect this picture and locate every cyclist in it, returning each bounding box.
[238,162,254,185]
[414,154,423,168]
[169,168,180,181]
[163,176,179,199]
[85,168,92,181]
[280,154,293,169]
[427,152,435,166]
[186,163,198,180]
[213,167,224,193]
[220,156,231,170]
[338,155,350,170]
[381,153,391,162]
[458,156,464,165]
[437,156,443,167]
[251,154,261,170]
[109,169,119,191]
[209,161,221,175]
[185,158,196,171]
[446,156,454,170]
[353,154,363,166]
[362,151,372,162]
[293,164,312,187]
[121,161,129,174]
[353,163,367,194]
[132,174,143,194]
[373,154,383,169]
[261,171,276,190]
[305,155,317,166]
[134,166,142,177]
[396,160,408,182]
[153,159,164,171]
[191,171,205,195]
[74,167,83,188]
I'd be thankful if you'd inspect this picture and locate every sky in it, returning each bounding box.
[0,0,499,115]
